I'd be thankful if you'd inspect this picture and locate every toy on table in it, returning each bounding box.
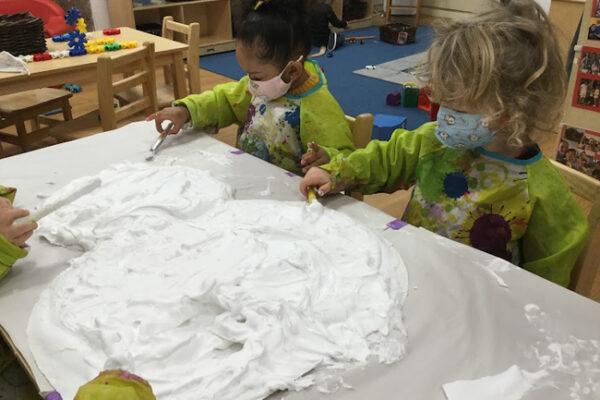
[68,30,87,56]
[386,91,402,106]
[76,17,87,33]
[33,52,52,62]
[103,28,121,35]
[121,41,138,49]
[400,83,419,108]
[373,113,408,141]
[52,33,71,42]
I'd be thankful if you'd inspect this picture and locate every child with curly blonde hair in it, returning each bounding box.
[300,0,588,286]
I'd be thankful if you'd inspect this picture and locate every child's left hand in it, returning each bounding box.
[301,142,330,173]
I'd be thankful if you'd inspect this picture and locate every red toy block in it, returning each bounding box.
[103,28,121,36]
[33,52,52,62]
[416,87,440,121]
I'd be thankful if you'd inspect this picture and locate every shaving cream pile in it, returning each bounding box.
[28,163,408,400]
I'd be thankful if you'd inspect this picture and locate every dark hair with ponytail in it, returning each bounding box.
[238,0,312,69]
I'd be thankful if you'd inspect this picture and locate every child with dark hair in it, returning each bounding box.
[148,0,355,174]
[307,0,348,48]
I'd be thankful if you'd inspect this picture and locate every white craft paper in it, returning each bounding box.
[442,365,548,400]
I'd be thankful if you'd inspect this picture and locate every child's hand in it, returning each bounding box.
[146,106,190,135]
[300,142,330,173]
[299,167,335,198]
[0,198,37,247]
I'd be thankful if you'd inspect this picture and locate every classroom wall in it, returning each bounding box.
[417,0,584,62]
[419,0,566,19]
[90,0,111,30]
[420,0,489,19]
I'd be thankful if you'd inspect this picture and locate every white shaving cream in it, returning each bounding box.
[28,163,408,400]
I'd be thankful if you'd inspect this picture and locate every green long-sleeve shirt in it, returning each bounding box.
[175,59,355,174]
[323,122,589,286]
[0,186,27,280]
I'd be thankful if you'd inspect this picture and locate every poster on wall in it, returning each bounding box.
[572,46,600,111]
[588,1,600,40]
[556,124,600,180]
[593,0,600,18]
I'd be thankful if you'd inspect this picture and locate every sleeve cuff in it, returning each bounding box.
[0,234,27,274]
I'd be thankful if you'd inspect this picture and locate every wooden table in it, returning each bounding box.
[0,28,189,100]
[1,122,599,399]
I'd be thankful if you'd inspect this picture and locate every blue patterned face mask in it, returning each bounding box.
[435,107,495,149]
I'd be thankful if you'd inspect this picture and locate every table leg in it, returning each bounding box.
[171,52,188,100]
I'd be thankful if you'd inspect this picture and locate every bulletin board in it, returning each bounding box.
[560,0,600,180]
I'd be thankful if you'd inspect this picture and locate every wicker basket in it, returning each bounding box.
[0,13,47,56]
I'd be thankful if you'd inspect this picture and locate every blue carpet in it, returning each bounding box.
[200,26,435,130]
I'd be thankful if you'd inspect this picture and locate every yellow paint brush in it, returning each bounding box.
[307,188,317,204]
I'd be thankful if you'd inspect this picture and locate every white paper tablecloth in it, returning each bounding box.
[0,121,598,399]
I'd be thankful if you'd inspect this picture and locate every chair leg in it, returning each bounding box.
[14,119,29,152]
[62,99,73,121]
[164,65,172,85]
[30,118,40,131]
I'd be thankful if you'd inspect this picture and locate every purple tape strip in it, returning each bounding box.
[387,219,407,230]
[230,150,244,155]
[285,172,296,177]
[45,391,62,400]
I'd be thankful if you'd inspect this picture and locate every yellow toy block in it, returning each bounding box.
[120,41,138,49]
[87,45,105,54]
[76,18,87,33]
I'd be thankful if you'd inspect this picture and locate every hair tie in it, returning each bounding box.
[254,0,272,10]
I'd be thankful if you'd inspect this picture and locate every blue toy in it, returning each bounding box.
[373,114,408,141]
[65,8,81,27]
[64,84,81,93]
[52,33,71,42]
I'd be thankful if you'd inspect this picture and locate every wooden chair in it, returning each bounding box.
[385,0,422,25]
[345,113,374,201]
[551,160,600,302]
[346,113,374,149]
[0,88,72,153]
[162,16,201,96]
[97,42,158,132]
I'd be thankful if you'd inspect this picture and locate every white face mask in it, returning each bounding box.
[247,56,303,101]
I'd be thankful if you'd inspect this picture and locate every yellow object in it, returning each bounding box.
[121,41,138,49]
[76,18,87,33]
[307,188,317,203]
[75,370,156,400]
[87,45,105,54]
[88,38,116,47]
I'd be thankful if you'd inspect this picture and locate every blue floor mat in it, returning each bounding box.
[200,26,435,130]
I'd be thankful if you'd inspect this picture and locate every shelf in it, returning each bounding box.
[133,0,220,11]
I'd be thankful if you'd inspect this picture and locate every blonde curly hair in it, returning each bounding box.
[418,0,566,145]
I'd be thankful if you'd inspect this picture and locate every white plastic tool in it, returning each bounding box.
[14,177,101,226]
[146,122,174,161]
